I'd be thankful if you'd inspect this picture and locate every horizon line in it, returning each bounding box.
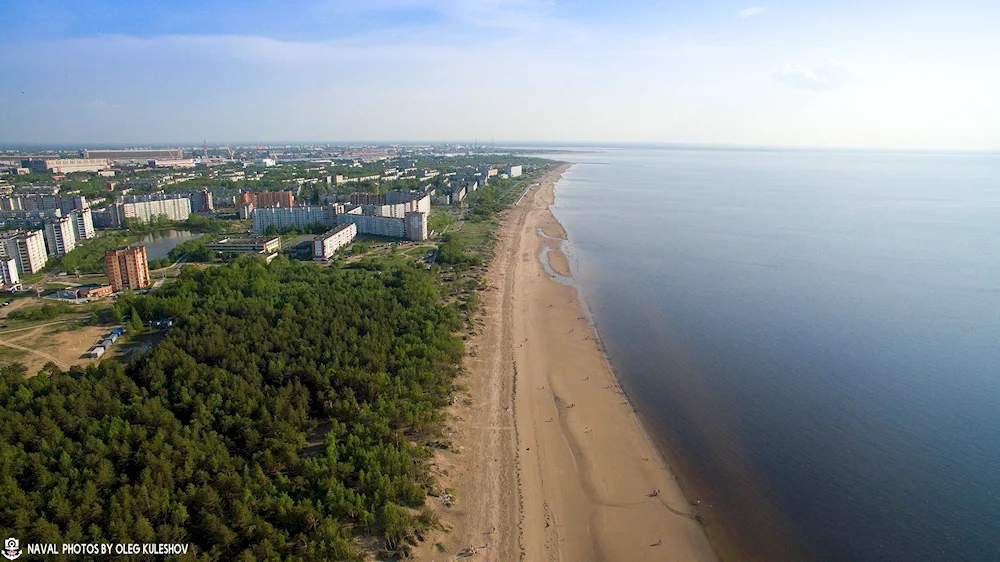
[2,140,999,155]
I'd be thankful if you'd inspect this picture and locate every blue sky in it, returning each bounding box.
[1,0,998,148]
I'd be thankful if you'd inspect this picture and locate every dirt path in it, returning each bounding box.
[0,339,70,370]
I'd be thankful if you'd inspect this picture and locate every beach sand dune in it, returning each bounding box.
[416,165,717,561]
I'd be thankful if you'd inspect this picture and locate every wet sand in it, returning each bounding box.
[416,164,717,561]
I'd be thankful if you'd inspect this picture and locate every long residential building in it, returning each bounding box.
[0,230,48,275]
[336,211,428,241]
[105,246,150,291]
[335,213,405,238]
[205,236,281,255]
[0,208,63,229]
[349,191,431,218]
[43,216,76,256]
[111,195,191,226]
[251,202,428,241]
[251,205,337,233]
[313,224,357,260]
[12,185,59,196]
[0,194,87,213]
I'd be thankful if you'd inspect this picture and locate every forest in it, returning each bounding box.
[0,256,465,560]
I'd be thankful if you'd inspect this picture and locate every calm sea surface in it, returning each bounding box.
[545,147,1000,561]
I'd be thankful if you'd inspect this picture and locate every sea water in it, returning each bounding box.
[546,146,1000,561]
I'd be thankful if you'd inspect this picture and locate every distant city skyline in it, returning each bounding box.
[2,0,999,150]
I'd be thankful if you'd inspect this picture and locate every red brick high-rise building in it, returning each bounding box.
[105,245,150,292]
[238,190,294,208]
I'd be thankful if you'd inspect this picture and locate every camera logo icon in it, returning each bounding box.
[2,538,21,561]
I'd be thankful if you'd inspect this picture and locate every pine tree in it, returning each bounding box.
[128,307,143,332]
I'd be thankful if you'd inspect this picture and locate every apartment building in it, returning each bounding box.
[0,230,48,275]
[111,195,191,226]
[205,236,281,255]
[188,190,214,212]
[43,216,77,256]
[0,256,19,287]
[105,246,150,291]
[69,208,95,241]
[239,190,294,208]
[313,223,357,260]
[349,190,431,218]
[251,205,337,233]
[0,208,63,229]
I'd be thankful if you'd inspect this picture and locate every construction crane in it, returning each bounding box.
[223,145,235,161]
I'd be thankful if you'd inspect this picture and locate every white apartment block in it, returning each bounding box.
[313,223,357,260]
[0,230,48,275]
[335,211,428,241]
[0,256,19,286]
[44,216,77,256]
[336,213,405,238]
[70,208,95,241]
[405,211,428,241]
[508,165,523,177]
[251,205,337,233]
[114,197,191,225]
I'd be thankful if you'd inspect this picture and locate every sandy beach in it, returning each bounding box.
[416,164,717,561]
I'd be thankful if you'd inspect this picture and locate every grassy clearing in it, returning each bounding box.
[0,347,28,362]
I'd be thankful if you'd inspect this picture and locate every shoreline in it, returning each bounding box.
[415,163,719,561]
[513,166,717,561]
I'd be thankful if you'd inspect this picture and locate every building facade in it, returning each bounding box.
[508,165,523,177]
[205,236,281,255]
[112,196,191,225]
[105,246,150,291]
[84,148,183,163]
[350,191,431,217]
[0,194,87,213]
[26,158,109,174]
[405,211,428,241]
[313,223,357,260]
[69,208,95,241]
[251,205,337,233]
[43,216,77,256]
[0,208,63,229]
[0,256,19,287]
[188,190,214,212]
[0,230,48,275]
[336,213,405,238]
[239,190,294,208]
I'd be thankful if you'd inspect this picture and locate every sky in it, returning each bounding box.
[1,0,998,149]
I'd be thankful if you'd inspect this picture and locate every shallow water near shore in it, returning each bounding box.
[543,147,1000,562]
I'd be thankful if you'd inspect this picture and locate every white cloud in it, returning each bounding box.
[737,5,769,19]
[774,59,853,90]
